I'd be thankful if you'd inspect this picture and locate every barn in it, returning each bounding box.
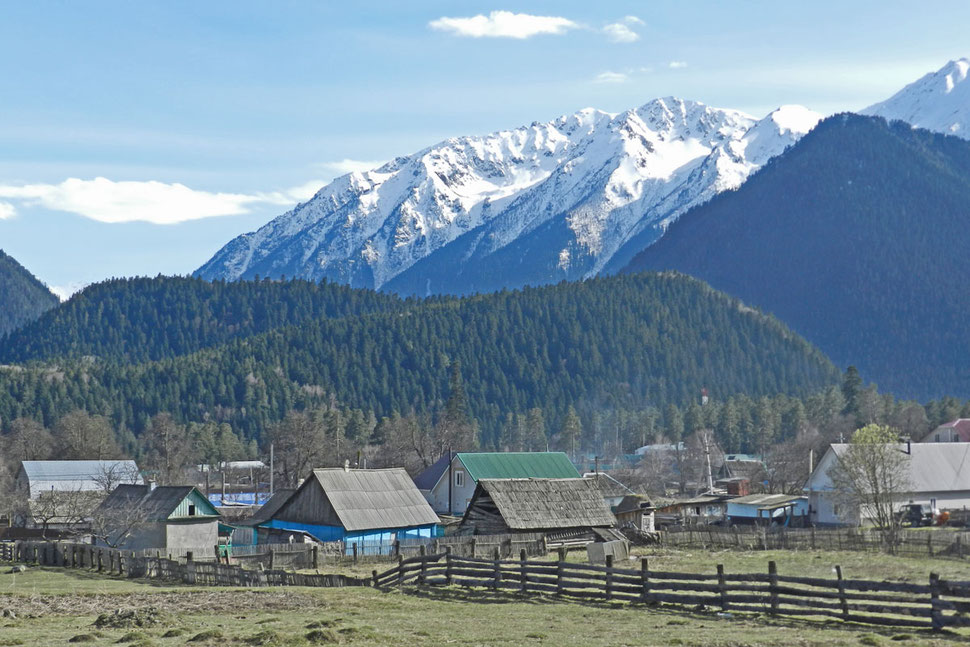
[457,478,621,547]
[263,467,440,552]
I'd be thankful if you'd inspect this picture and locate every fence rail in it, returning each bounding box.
[661,526,970,559]
[373,549,970,631]
[2,541,369,588]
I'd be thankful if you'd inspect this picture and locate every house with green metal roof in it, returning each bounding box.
[414,452,581,515]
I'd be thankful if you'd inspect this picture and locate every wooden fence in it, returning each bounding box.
[2,541,369,588]
[662,526,970,559]
[372,549,970,631]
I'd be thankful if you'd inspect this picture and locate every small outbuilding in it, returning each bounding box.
[263,467,440,551]
[93,484,220,557]
[458,478,621,547]
[725,493,809,526]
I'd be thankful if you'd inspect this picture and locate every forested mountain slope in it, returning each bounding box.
[0,276,403,364]
[625,114,970,400]
[0,249,59,338]
[0,272,838,442]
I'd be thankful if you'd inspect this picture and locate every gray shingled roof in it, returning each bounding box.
[312,468,440,532]
[240,488,295,526]
[19,460,142,493]
[477,478,616,530]
[97,484,218,522]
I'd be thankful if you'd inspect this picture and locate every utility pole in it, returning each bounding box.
[704,433,714,494]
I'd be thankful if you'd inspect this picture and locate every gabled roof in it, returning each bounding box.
[294,468,440,532]
[470,478,615,530]
[728,493,806,510]
[458,452,580,481]
[413,453,451,491]
[97,484,219,522]
[239,488,295,526]
[923,419,970,442]
[810,443,970,494]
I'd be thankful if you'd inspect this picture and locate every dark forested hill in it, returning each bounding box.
[0,272,838,442]
[624,114,970,401]
[0,276,403,364]
[0,249,59,337]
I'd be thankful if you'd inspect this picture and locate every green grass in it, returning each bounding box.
[1,560,968,647]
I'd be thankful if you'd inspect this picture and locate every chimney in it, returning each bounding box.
[343,459,350,472]
[148,479,157,491]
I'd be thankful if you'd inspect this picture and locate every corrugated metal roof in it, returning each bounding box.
[729,494,805,507]
[458,452,580,481]
[97,484,219,522]
[242,488,295,525]
[829,443,970,493]
[20,460,142,492]
[476,478,616,530]
[311,468,440,532]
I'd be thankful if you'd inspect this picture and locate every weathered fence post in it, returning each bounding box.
[834,565,849,620]
[640,557,651,603]
[419,545,427,585]
[717,564,729,611]
[97,549,104,572]
[556,552,565,596]
[768,561,778,616]
[268,548,275,570]
[394,539,400,557]
[353,542,359,564]
[397,554,404,588]
[605,554,614,601]
[313,545,319,570]
[930,572,944,631]
[520,549,527,594]
[557,546,566,562]
[492,547,501,589]
[372,569,379,587]
[470,537,476,558]
[445,546,452,586]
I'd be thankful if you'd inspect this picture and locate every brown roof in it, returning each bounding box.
[473,478,616,530]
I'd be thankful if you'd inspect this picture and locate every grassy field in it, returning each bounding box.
[2,554,970,647]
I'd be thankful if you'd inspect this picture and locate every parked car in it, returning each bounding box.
[895,503,934,527]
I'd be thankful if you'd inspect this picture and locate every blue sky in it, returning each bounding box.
[1,1,968,296]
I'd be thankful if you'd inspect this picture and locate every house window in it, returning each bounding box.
[188,504,196,516]
[454,471,465,488]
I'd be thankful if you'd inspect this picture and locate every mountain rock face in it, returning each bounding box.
[624,114,970,401]
[0,249,59,338]
[862,58,970,138]
[197,99,819,295]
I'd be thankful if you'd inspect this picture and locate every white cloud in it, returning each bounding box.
[603,22,639,43]
[49,281,89,302]
[0,177,267,225]
[0,201,15,220]
[624,15,645,25]
[429,11,577,39]
[594,71,629,84]
[669,61,688,69]
[319,159,386,176]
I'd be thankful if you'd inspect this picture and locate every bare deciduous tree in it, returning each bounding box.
[828,423,911,552]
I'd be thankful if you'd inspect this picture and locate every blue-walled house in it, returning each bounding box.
[262,467,440,553]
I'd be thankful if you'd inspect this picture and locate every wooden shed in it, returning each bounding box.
[458,478,621,547]
[263,467,440,552]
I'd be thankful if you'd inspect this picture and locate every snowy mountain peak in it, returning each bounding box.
[197,96,819,295]
[862,58,970,137]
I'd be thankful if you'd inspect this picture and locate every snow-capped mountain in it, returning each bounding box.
[862,58,970,138]
[197,98,820,295]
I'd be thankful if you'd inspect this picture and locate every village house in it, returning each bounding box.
[921,419,970,443]
[614,494,656,533]
[414,452,580,515]
[458,478,622,547]
[262,467,439,552]
[583,472,635,510]
[805,442,970,526]
[93,483,220,558]
[16,459,143,499]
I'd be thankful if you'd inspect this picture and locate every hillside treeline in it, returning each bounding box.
[0,249,59,337]
[0,272,838,446]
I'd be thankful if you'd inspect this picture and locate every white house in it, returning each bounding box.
[805,443,970,526]
[16,460,143,499]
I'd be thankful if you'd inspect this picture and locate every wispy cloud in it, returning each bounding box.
[603,16,643,43]
[603,23,638,43]
[429,11,578,39]
[594,71,629,84]
[669,61,688,69]
[0,177,294,225]
[0,202,15,220]
[319,159,386,176]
